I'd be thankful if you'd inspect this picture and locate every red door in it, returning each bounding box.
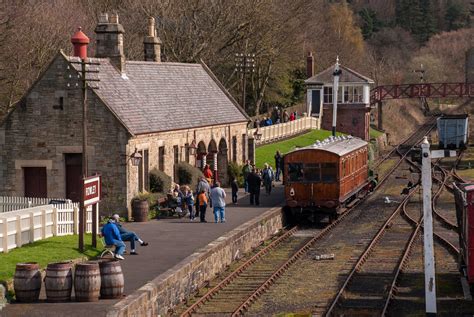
[24,167,47,198]
[65,154,82,203]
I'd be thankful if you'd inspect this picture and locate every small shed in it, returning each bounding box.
[437,114,469,149]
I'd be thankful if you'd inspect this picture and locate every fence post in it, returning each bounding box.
[52,207,58,236]
[29,212,35,244]
[3,217,9,253]
[16,215,22,248]
[73,206,79,235]
[41,209,46,239]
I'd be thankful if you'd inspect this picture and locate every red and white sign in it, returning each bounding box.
[83,175,101,207]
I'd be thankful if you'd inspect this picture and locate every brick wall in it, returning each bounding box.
[321,104,370,140]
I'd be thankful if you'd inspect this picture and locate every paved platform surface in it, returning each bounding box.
[1,185,284,317]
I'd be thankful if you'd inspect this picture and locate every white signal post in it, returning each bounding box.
[421,137,456,316]
[332,56,341,137]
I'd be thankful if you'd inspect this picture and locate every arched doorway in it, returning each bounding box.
[196,141,207,169]
[207,139,218,183]
[218,138,229,185]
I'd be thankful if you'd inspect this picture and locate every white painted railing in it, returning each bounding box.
[0,203,95,253]
[248,116,320,145]
[0,196,71,213]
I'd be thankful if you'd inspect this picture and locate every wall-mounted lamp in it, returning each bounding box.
[188,140,197,155]
[129,148,142,166]
[253,129,262,141]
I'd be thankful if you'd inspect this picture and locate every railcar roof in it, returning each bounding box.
[287,136,367,157]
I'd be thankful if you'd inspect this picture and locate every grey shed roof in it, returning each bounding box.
[66,54,248,135]
[289,136,367,157]
[305,65,374,85]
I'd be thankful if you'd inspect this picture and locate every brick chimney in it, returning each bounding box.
[95,13,126,73]
[144,17,161,62]
[306,52,314,78]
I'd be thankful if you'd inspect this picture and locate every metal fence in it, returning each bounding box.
[0,202,96,253]
[248,116,320,145]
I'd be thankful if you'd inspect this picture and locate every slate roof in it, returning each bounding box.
[288,136,367,157]
[65,54,248,135]
[305,65,374,85]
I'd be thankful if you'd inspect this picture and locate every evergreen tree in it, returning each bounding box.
[445,1,470,31]
[359,8,383,39]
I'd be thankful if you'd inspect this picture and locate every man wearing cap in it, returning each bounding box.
[101,218,126,260]
[112,214,148,255]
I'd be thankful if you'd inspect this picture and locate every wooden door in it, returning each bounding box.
[65,154,82,203]
[24,167,47,198]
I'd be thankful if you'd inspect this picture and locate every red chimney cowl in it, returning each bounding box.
[71,27,90,60]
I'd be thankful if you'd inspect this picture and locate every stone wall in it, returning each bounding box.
[106,206,284,317]
[0,54,130,215]
[321,104,370,140]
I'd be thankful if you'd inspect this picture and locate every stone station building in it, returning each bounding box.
[0,14,249,217]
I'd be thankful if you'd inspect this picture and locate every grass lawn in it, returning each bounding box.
[255,129,342,169]
[0,234,101,282]
[370,127,384,139]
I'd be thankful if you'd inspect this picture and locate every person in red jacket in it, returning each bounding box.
[203,164,213,183]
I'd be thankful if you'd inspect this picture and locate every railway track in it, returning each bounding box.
[176,122,436,316]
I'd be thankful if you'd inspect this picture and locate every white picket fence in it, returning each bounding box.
[248,116,320,145]
[0,196,71,213]
[0,203,96,253]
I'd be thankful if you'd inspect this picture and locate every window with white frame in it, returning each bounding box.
[323,86,332,103]
[343,86,363,103]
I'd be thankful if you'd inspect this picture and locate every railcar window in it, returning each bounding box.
[288,163,304,182]
[304,163,321,181]
[321,163,337,182]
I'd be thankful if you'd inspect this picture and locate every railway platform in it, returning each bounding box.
[1,186,285,317]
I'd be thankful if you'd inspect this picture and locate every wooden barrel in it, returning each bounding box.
[14,262,41,302]
[132,199,149,222]
[44,262,73,302]
[74,262,101,302]
[99,259,124,299]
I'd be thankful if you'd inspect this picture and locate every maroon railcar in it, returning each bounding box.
[454,183,474,284]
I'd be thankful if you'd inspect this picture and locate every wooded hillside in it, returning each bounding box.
[0,0,472,119]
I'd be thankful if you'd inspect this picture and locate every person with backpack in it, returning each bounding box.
[262,163,274,195]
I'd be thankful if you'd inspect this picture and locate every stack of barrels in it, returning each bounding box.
[13,259,124,303]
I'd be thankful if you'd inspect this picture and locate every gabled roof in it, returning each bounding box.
[65,53,249,135]
[288,136,367,157]
[305,65,374,85]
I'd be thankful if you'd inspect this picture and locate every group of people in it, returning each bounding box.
[253,109,299,128]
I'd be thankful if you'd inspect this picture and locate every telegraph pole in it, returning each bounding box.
[234,52,256,112]
[332,56,342,137]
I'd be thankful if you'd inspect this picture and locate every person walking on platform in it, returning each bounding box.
[198,189,209,222]
[184,186,195,221]
[211,182,227,223]
[231,177,239,204]
[262,163,274,195]
[247,168,262,206]
[195,176,210,218]
[112,214,148,255]
[274,150,282,181]
[242,160,251,193]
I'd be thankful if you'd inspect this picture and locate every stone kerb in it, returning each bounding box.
[107,206,283,317]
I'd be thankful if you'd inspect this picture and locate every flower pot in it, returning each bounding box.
[132,199,149,222]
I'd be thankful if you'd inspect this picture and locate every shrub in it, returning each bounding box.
[176,162,203,190]
[149,168,172,193]
[228,161,244,187]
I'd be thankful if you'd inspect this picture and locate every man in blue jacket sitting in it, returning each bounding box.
[101,218,126,260]
[112,214,148,255]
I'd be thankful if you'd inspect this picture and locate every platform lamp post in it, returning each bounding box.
[70,27,100,251]
[332,56,342,137]
[235,52,256,113]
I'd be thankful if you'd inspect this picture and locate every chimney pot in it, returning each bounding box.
[144,16,161,62]
[98,13,109,24]
[71,27,90,59]
[148,17,156,37]
[109,13,119,24]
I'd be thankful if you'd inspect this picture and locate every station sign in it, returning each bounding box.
[83,174,101,207]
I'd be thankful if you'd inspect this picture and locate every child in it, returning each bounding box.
[231,177,238,204]
[185,187,195,221]
[198,189,208,223]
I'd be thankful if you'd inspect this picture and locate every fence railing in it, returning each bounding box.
[248,116,320,145]
[0,196,71,213]
[0,203,96,253]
